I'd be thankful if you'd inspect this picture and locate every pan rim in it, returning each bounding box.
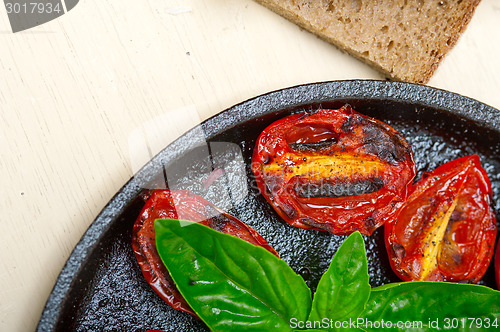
[36,79,500,331]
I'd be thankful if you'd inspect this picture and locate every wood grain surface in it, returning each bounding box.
[1,0,499,331]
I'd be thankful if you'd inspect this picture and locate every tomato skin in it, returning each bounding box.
[385,155,497,283]
[252,105,416,235]
[132,189,278,316]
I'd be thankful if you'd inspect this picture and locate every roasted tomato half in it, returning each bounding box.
[385,155,497,282]
[251,105,416,235]
[132,189,278,316]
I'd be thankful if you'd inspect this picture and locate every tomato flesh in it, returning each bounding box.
[385,155,497,282]
[252,105,416,235]
[132,189,278,316]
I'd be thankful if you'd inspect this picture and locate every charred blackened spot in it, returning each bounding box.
[392,243,406,260]
[280,202,297,219]
[378,148,400,164]
[299,216,326,230]
[340,112,361,133]
[449,210,463,223]
[364,216,377,230]
[207,213,230,232]
[295,177,384,198]
[361,121,411,163]
[286,123,339,151]
[289,138,338,152]
[340,104,353,115]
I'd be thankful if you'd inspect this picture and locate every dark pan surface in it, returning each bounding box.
[37,80,500,331]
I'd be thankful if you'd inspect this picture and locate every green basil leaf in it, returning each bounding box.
[155,219,312,331]
[308,231,370,329]
[360,281,500,331]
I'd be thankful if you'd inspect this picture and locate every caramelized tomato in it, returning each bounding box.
[132,189,278,316]
[385,155,497,282]
[252,105,416,235]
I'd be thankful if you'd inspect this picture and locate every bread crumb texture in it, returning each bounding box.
[254,0,481,84]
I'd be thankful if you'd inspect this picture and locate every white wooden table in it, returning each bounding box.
[1,0,499,330]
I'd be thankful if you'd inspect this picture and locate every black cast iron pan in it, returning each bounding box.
[37,80,500,331]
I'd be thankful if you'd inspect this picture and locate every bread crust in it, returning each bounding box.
[254,0,481,84]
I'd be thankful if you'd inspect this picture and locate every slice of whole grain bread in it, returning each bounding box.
[254,0,481,84]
